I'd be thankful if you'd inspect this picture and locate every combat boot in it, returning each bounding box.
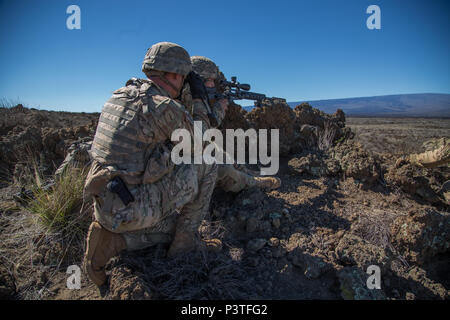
[83,221,127,286]
[253,176,281,190]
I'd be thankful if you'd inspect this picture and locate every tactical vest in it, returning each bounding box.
[91,78,159,177]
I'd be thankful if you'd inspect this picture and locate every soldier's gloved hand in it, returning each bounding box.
[186,71,208,101]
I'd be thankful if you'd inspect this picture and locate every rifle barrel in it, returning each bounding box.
[239,91,266,101]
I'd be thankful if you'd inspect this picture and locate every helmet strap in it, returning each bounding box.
[151,71,183,98]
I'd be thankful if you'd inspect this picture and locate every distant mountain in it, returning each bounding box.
[242,93,450,117]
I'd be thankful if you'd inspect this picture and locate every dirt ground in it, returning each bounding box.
[0,105,449,300]
[347,117,450,155]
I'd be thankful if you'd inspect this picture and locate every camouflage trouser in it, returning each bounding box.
[92,162,218,251]
[169,163,218,244]
[91,162,201,248]
[216,164,257,193]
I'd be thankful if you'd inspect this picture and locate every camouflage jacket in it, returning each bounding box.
[85,78,196,195]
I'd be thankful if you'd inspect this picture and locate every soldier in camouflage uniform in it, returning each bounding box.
[395,137,450,204]
[408,138,450,168]
[189,56,281,193]
[56,56,280,198]
[83,42,219,286]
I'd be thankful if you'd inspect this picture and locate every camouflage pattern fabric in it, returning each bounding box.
[440,180,450,205]
[190,56,219,80]
[190,56,226,126]
[211,100,226,127]
[181,66,271,194]
[167,162,218,254]
[84,77,216,251]
[142,42,191,77]
[91,160,198,238]
[188,95,256,192]
[121,215,177,251]
[54,138,92,179]
[180,82,193,114]
[123,165,218,252]
[89,78,194,185]
[183,80,276,194]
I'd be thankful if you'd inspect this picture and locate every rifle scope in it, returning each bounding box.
[226,76,251,91]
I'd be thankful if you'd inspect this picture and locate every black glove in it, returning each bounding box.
[186,71,208,100]
[186,71,219,127]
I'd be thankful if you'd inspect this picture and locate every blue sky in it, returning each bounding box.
[0,0,449,112]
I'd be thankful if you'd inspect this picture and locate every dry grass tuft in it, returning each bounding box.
[115,249,258,300]
[352,209,396,249]
[351,208,409,267]
[0,163,92,299]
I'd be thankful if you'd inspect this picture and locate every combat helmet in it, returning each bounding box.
[142,42,192,76]
[190,56,219,80]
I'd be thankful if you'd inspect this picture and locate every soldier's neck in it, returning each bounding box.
[148,76,178,98]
